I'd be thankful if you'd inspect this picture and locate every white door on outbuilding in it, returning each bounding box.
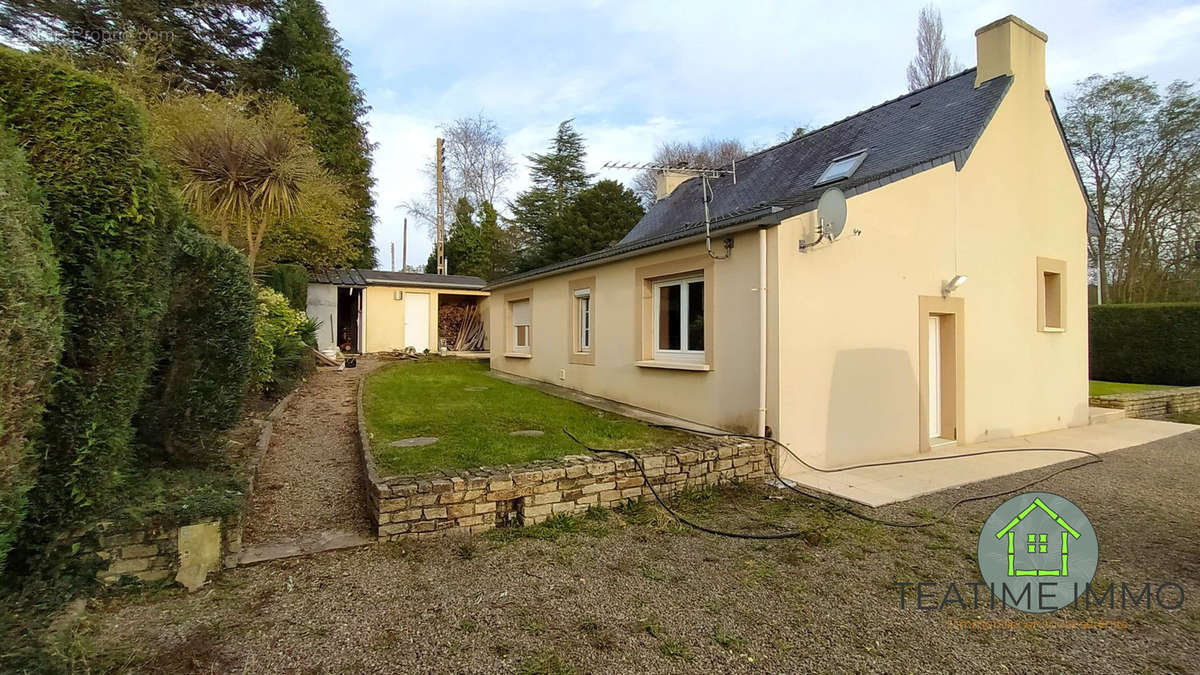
[405,292,430,351]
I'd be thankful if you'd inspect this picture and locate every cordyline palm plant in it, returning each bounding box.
[164,96,323,273]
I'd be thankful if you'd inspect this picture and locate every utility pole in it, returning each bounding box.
[435,137,447,275]
[402,218,408,271]
[390,242,395,272]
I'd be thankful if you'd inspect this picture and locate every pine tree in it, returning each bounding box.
[544,180,643,264]
[0,0,274,93]
[443,198,484,277]
[510,119,592,270]
[249,0,377,267]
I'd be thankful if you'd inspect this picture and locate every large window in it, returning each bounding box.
[653,276,704,362]
[511,299,531,352]
[575,289,591,352]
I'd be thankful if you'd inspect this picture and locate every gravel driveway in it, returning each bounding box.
[71,428,1200,673]
[242,358,380,548]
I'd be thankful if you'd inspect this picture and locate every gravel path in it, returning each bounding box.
[242,358,380,547]
[75,428,1200,673]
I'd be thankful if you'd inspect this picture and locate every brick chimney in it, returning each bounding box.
[974,15,1047,92]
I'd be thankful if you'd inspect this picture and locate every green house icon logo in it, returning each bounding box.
[994,497,1081,577]
[977,492,1098,613]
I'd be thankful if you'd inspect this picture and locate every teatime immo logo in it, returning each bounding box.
[976,492,1098,613]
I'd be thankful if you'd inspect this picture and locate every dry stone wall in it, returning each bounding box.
[1090,387,1200,419]
[362,437,766,541]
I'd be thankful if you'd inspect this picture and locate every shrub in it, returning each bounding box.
[250,287,317,395]
[262,263,309,311]
[1089,303,1200,385]
[137,228,256,464]
[0,49,178,525]
[0,127,62,567]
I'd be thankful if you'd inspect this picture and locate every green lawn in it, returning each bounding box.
[363,359,685,475]
[1089,380,1179,397]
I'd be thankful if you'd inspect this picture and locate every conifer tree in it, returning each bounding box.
[250,0,377,267]
[510,119,592,270]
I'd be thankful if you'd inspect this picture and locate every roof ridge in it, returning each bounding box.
[733,67,981,166]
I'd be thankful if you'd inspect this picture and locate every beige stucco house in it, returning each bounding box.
[307,269,488,355]
[486,16,1091,479]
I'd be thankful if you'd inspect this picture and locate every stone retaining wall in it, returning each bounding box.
[357,373,766,540]
[68,390,297,588]
[78,519,228,586]
[1090,386,1200,419]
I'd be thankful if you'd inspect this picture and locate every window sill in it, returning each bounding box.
[504,352,532,359]
[1038,327,1065,333]
[635,360,711,372]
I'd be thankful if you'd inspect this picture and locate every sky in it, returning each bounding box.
[320,0,1200,269]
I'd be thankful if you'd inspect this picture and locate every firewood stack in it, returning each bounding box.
[438,301,486,351]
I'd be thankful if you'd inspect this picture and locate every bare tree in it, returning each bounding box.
[1063,74,1200,303]
[402,115,515,237]
[633,138,750,206]
[906,5,962,91]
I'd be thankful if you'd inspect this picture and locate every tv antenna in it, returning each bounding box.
[603,161,738,260]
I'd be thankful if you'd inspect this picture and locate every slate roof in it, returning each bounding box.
[311,268,367,286]
[311,269,487,290]
[488,69,1014,288]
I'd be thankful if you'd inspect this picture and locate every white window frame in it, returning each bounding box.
[574,288,591,352]
[652,275,705,363]
[511,299,531,353]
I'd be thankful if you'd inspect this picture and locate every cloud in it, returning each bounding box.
[335,0,1200,267]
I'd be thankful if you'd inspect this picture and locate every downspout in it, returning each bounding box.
[758,227,768,437]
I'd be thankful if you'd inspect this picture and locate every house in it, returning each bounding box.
[994,497,1082,577]
[485,16,1091,479]
[307,269,489,354]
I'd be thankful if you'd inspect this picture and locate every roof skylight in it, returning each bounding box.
[814,150,868,187]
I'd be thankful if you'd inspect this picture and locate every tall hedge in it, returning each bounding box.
[263,263,309,311]
[1089,303,1200,385]
[138,228,256,464]
[0,49,178,524]
[0,127,62,566]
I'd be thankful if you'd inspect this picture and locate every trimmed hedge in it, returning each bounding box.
[138,228,256,465]
[1089,303,1200,385]
[0,127,63,566]
[263,263,309,311]
[0,49,178,524]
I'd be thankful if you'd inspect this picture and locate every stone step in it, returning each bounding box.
[1089,406,1126,425]
[239,529,374,566]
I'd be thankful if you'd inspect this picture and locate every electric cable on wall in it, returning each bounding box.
[563,427,1102,536]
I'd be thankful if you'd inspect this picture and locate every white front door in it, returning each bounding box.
[928,315,941,438]
[405,293,430,351]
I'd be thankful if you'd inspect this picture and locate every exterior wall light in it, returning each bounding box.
[941,274,968,298]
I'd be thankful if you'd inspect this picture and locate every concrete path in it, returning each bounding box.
[783,416,1199,507]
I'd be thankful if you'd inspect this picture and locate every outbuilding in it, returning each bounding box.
[307,269,489,355]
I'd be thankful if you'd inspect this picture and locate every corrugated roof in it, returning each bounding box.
[489,69,1014,289]
[311,269,487,290]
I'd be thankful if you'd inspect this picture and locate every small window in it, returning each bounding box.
[814,150,867,186]
[511,299,531,352]
[575,289,591,352]
[1042,272,1062,329]
[653,276,704,363]
[1037,257,1066,332]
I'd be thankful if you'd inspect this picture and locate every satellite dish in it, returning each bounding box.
[817,188,847,239]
